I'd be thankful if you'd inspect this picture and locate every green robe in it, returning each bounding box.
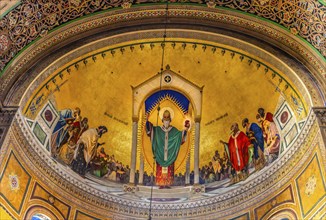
[152,126,183,167]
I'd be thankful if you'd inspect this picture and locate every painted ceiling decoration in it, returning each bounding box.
[0,0,325,219]
[17,36,309,189]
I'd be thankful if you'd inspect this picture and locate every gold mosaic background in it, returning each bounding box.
[23,39,307,169]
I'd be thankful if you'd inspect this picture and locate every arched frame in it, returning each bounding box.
[24,205,60,220]
[132,69,203,121]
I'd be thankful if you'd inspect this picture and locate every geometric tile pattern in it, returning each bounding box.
[40,101,58,129]
[32,122,47,145]
[26,119,33,128]
[298,120,305,129]
[274,101,298,152]
[284,124,298,148]
[296,153,326,218]
[275,102,293,130]
[280,142,285,154]
[0,151,31,213]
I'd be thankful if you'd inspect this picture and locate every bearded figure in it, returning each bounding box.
[146,110,190,188]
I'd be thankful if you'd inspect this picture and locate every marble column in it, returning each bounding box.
[194,119,200,185]
[185,153,190,185]
[129,119,138,184]
[0,106,18,148]
[139,153,144,185]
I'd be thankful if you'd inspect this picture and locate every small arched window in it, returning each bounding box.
[31,213,51,220]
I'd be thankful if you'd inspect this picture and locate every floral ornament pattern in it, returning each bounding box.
[0,34,11,54]
[0,0,325,71]
[305,175,317,197]
[9,173,20,192]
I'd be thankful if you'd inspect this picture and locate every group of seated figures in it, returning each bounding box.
[51,107,279,186]
[90,148,131,183]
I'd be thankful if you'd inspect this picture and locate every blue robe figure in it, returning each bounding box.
[248,123,264,160]
[51,109,73,157]
[242,118,264,160]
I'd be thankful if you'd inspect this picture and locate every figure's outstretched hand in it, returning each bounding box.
[220,140,226,145]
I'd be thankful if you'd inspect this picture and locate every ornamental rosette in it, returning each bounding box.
[9,173,20,192]
[305,175,317,196]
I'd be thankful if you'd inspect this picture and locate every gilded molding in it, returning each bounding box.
[0,0,324,72]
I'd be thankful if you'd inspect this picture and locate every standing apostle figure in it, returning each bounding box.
[146,110,190,188]
[222,123,252,183]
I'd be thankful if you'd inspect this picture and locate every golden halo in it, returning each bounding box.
[159,107,175,120]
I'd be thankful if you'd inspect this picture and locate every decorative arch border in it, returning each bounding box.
[265,208,298,220]
[132,68,203,120]
[140,88,194,172]
[0,0,324,72]
[24,205,60,220]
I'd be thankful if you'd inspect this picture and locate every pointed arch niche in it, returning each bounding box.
[129,67,203,186]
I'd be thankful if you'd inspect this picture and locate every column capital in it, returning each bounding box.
[194,116,201,123]
[0,106,18,125]
[132,116,139,122]
[312,107,326,127]
[0,106,18,148]
[312,107,326,146]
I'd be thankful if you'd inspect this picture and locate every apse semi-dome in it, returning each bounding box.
[0,1,325,219]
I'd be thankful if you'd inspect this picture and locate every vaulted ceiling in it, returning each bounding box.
[0,1,325,219]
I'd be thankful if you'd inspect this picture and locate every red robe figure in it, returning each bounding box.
[227,123,252,182]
